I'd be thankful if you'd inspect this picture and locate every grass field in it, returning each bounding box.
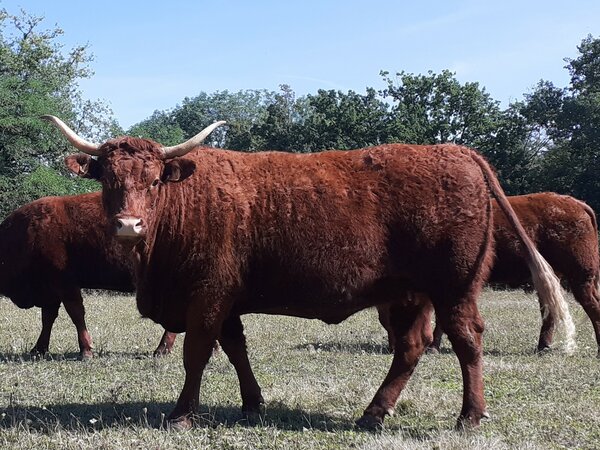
[0,289,598,449]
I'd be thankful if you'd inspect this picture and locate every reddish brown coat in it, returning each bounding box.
[0,193,175,358]
[62,137,572,430]
[449,193,598,353]
[381,193,600,355]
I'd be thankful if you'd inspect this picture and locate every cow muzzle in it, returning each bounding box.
[115,217,145,240]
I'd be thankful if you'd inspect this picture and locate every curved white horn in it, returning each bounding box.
[160,121,226,159]
[41,115,103,156]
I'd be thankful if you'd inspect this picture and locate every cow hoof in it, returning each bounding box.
[242,397,265,423]
[166,415,193,431]
[29,346,48,357]
[535,345,552,355]
[456,412,486,430]
[425,346,440,354]
[79,350,93,361]
[242,408,264,425]
[153,346,171,358]
[355,414,384,431]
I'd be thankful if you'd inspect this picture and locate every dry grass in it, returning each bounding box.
[0,289,598,449]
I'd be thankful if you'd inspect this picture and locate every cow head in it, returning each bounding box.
[43,115,225,244]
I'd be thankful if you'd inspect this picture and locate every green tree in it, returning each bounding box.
[380,69,502,147]
[173,89,274,150]
[0,8,113,214]
[128,110,185,146]
[0,166,98,219]
[0,9,114,175]
[479,104,546,195]
[522,35,600,211]
[297,88,391,151]
[252,84,302,151]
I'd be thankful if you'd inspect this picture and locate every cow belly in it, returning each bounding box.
[236,276,411,324]
[489,252,531,287]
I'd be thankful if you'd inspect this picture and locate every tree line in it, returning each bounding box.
[1,8,598,219]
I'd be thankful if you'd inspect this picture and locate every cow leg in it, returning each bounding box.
[167,314,221,430]
[571,280,600,357]
[426,319,444,354]
[434,297,487,428]
[62,291,93,360]
[218,315,264,416]
[30,303,60,355]
[357,297,433,429]
[153,332,220,357]
[536,299,556,352]
[376,304,395,352]
[153,331,177,357]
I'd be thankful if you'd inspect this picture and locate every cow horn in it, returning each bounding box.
[41,115,103,156]
[160,121,226,159]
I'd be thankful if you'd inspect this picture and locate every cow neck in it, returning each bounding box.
[135,168,210,272]
[134,181,168,268]
[132,173,214,329]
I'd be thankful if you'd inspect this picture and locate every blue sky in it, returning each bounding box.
[3,0,599,129]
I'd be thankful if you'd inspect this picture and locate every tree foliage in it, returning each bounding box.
[297,87,390,151]
[521,35,600,211]
[128,110,185,147]
[380,69,502,146]
[1,5,598,219]
[250,85,301,151]
[173,89,274,150]
[0,8,109,218]
[0,166,98,219]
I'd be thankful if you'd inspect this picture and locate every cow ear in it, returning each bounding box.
[64,154,102,179]
[162,158,196,183]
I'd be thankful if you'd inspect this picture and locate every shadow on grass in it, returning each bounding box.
[293,341,534,357]
[0,350,162,363]
[293,341,391,354]
[423,345,541,358]
[0,351,83,363]
[0,400,404,433]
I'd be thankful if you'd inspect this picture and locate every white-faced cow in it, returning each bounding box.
[45,115,575,430]
[0,192,177,359]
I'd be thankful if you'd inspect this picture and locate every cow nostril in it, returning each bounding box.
[115,217,144,237]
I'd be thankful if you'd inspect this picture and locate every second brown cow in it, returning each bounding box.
[0,192,176,359]
[380,192,600,356]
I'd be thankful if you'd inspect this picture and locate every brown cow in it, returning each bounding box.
[159,193,600,356]
[46,115,574,430]
[0,192,177,359]
[386,193,599,356]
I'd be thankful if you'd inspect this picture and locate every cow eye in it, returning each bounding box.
[151,178,160,187]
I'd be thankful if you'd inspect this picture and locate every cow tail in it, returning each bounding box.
[469,151,577,353]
